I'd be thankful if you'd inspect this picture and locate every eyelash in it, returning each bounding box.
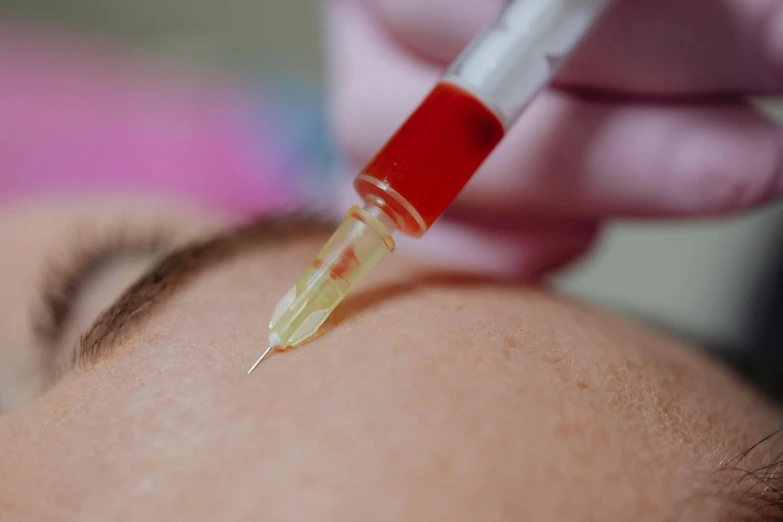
[33,223,175,348]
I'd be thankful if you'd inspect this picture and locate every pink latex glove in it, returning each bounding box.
[326,0,783,278]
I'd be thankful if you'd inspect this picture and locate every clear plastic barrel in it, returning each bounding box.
[444,0,615,127]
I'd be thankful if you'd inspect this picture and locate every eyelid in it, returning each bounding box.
[33,223,175,350]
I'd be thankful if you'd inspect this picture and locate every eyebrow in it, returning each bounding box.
[73,215,334,369]
[707,427,783,521]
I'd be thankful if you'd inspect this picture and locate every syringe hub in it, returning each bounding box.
[265,203,397,352]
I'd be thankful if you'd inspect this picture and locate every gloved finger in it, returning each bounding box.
[558,0,783,95]
[398,211,601,279]
[364,0,783,95]
[452,90,783,219]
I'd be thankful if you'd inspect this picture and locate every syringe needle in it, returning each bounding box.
[247,344,276,375]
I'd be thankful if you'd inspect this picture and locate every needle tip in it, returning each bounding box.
[247,344,277,375]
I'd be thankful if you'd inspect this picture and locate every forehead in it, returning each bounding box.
[2,233,778,520]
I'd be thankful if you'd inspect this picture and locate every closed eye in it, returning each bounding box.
[33,222,175,372]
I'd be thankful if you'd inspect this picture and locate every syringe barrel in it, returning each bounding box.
[355,83,505,237]
[354,0,615,238]
[446,0,616,127]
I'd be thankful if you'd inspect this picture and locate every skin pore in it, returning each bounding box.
[0,196,782,521]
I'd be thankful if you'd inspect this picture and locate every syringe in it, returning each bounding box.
[248,0,616,374]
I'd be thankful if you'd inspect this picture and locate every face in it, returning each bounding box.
[0,195,781,521]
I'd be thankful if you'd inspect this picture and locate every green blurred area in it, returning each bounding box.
[758,99,783,123]
[0,0,323,83]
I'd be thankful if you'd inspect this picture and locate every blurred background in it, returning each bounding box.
[2,0,783,362]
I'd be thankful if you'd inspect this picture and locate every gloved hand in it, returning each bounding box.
[325,0,783,278]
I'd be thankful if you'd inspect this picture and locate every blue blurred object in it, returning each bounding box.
[248,76,342,204]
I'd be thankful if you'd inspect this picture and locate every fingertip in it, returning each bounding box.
[394,217,600,281]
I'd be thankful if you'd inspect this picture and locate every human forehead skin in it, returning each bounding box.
[1,234,780,521]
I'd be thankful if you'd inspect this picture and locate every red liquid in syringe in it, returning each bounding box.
[355,82,505,236]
